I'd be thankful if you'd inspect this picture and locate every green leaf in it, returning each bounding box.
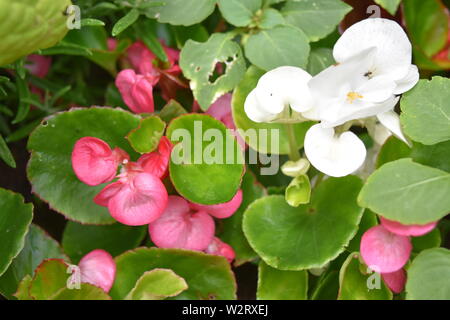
[180,33,246,110]
[0,224,67,299]
[27,107,141,225]
[109,248,236,300]
[167,113,245,205]
[136,19,168,62]
[282,0,352,42]
[38,42,93,57]
[80,18,105,27]
[338,253,392,300]
[412,228,441,253]
[125,269,188,300]
[127,116,166,154]
[217,0,262,27]
[172,25,209,48]
[311,270,339,300]
[358,159,450,224]
[307,48,335,76]
[243,176,364,270]
[146,0,216,26]
[244,26,310,71]
[400,77,450,145]
[159,99,187,123]
[257,261,308,299]
[346,210,378,253]
[258,8,285,29]
[0,0,71,66]
[374,0,402,15]
[29,259,69,300]
[220,171,266,266]
[0,189,33,277]
[112,9,140,36]
[406,248,450,300]
[0,134,15,168]
[13,72,31,124]
[404,0,448,57]
[285,174,311,207]
[232,66,314,155]
[51,283,111,300]
[14,275,33,300]
[62,222,146,264]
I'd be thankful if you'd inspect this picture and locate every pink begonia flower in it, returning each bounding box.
[116,69,155,114]
[190,189,243,219]
[72,137,129,186]
[205,237,235,263]
[107,38,118,51]
[25,55,51,78]
[148,196,215,251]
[137,136,173,179]
[205,94,247,149]
[380,217,438,237]
[382,269,406,294]
[360,225,412,273]
[78,249,116,292]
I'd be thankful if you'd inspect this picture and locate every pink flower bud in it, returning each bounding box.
[107,38,118,51]
[380,217,437,237]
[72,137,127,186]
[382,269,406,294]
[148,196,215,251]
[205,237,235,263]
[360,225,412,273]
[116,69,155,114]
[137,137,173,178]
[79,249,116,293]
[25,55,51,78]
[190,189,243,219]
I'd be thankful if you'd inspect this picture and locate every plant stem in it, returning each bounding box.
[287,123,300,161]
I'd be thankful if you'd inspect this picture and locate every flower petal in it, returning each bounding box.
[116,69,155,114]
[380,217,437,237]
[148,196,215,251]
[205,237,235,263]
[108,173,168,226]
[377,110,410,145]
[138,137,173,178]
[244,89,277,123]
[381,269,406,294]
[72,137,121,186]
[394,65,420,95]
[304,124,366,177]
[79,249,116,293]
[206,94,233,121]
[360,225,412,273]
[190,189,243,219]
[94,182,124,207]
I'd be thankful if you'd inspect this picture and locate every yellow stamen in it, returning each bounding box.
[346,91,363,104]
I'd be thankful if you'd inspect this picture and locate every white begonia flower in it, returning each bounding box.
[244,66,314,123]
[304,124,367,178]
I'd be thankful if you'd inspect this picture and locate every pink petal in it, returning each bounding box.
[190,189,243,219]
[382,269,406,294]
[108,173,168,226]
[94,182,124,207]
[130,77,155,113]
[72,137,121,186]
[25,55,51,78]
[79,249,116,292]
[138,137,173,178]
[380,217,437,237]
[205,237,235,263]
[206,94,233,121]
[360,225,412,273]
[148,196,215,251]
[107,38,118,51]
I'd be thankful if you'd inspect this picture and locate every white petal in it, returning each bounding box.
[334,18,412,81]
[244,89,276,123]
[304,124,367,177]
[394,65,420,94]
[358,76,397,103]
[377,110,410,145]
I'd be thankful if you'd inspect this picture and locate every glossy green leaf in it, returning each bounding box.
[0,134,15,168]
[146,0,216,26]
[14,275,33,300]
[112,9,140,36]
[244,26,310,71]
[232,66,314,155]
[51,283,111,300]
[311,270,339,300]
[243,176,364,270]
[217,0,262,27]
[412,229,441,253]
[400,77,450,145]
[110,248,236,300]
[167,113,245,205]
[159,100,187,123]
[358,159,450,224]
[127,116,166,154]
[347,210,378,253]
[338,253,392,300]
[374,0,401,15]
[285,174,311,207]
[220,171,266,266]
[307,48,335,76]
[257,261,308,300]
[0,0,71,66]
[258,8,285,29]
[406,248,450,300]
[62,222,146,264]
[0,189,33,277]
[282,0,352,42]
[27,107,140,224]
[80,18,105,27]
[29,259,69,300]
[125,269,188,300]
[180,33,246,110]
[0,224,67,299]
